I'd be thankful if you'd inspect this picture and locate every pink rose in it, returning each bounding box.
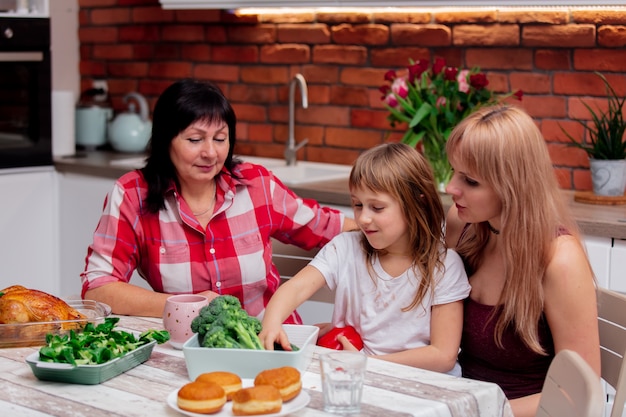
[391,77,409,99]
[457,69,470,93]
[384,93,398,107]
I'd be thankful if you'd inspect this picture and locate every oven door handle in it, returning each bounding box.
[0,52,43,62]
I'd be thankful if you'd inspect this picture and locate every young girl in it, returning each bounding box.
[259,143,470,375]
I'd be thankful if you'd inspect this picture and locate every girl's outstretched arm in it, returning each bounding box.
[259,265,327,350]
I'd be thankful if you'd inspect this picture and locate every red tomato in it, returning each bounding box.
[316,325,364,350]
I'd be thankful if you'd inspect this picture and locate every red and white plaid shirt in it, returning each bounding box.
[80,162,344,324]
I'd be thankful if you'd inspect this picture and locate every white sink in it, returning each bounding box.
[240,156,351,185]
[268,162,351,185]
[109,155,351,185]
[236,155,284,169]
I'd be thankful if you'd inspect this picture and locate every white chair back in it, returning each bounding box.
[535,349,604,417]
[597,287,626,417]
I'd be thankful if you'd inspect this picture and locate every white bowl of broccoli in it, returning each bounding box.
[182,296,318,379]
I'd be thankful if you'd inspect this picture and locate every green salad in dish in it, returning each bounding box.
[38,317,170,366]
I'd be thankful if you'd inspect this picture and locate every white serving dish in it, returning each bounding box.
[182,324,319,379]
[166,379,311,417]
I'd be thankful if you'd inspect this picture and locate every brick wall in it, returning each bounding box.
[77,0,626,191]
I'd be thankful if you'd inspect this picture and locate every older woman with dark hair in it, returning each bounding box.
[81,79,354,321]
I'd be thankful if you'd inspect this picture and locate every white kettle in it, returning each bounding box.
[108,92,152,153]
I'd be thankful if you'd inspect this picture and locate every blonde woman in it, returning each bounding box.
[260,143,470,375]
[445,105,600,417]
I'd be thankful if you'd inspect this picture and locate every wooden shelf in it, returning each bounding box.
[574,191,626,206]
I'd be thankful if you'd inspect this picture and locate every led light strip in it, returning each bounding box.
[160,0,626,10]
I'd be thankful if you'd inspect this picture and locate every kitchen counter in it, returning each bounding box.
[55,151,626,240]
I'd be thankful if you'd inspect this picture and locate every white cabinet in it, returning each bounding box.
[609,239,626,293]
[57,172,115,298]
[584,235,626,293]
[0,168,58,294]
[0,0,49,16]
[56,171,163,297]
[584,235,612,290]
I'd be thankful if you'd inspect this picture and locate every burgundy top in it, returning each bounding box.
[459,297,555,399]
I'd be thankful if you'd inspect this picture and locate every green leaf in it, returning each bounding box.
[409,102,433,129]
[403,129,424,147]
[563,72,626,160]
[385,104,412,124]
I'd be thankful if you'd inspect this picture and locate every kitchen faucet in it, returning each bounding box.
[285,74,309,166]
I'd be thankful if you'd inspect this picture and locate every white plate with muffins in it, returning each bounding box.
[167,366,310,416]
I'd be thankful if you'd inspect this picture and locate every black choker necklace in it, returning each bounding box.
[487,222,500,235]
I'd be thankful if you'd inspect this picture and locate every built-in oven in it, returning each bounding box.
[0,17,51,169]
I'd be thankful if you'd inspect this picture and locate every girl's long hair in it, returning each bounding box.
[446,105,581,354]
[349,143,446,311]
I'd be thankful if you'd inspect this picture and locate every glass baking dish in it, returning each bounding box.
[0,299,111,348]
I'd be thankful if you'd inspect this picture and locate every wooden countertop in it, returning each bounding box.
[54,151,626,240]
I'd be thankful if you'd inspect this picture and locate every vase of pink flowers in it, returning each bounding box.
[380,57,522,190]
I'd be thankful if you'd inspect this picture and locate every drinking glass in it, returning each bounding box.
[319,351,367,414]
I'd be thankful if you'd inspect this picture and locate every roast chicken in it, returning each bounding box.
[0,285,86,324]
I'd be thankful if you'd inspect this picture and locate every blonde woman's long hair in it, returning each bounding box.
[349,142,446,311]
[446,105,581,354]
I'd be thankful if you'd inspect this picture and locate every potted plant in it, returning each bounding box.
[379,57,522,190]
[562,72,626,196]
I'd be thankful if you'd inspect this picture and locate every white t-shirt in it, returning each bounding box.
[309,231,470,372]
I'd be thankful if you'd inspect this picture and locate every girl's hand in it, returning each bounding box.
[258,325,291,351]
[315,322,333,337]
[337,335,359,351]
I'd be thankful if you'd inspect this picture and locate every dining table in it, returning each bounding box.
[0,315,513,417]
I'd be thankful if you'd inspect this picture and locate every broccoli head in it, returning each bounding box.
[213,308,264,350]
[207,294,241,312]
[189,295,264,350]
[190,305,219,335]
[201,326,242,349]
